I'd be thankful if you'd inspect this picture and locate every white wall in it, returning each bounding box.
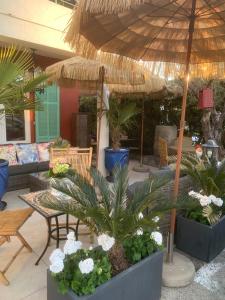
[0,0,73,57]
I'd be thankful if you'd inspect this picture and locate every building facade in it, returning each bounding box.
[0,0,79,145]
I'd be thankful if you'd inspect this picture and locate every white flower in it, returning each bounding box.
[138,212,144,219]
[79,258,94,274]
[151,231,163,246]
[50,260,64,274]
[152,216,160,223]
[67,232,75,241]
[189,191,202,199]
[209,195,223,207]
[64,240,82,255]
[199,195,211,207]
[49,249,65,264]
[97,234,115,251]
[89,245,93,250]
[136,228,143,236]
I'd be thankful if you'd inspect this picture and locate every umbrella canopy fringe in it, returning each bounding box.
[82,0,143,14]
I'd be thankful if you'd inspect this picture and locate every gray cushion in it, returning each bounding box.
[9,163,39,176]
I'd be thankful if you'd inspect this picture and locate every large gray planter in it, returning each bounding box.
[47,251,163,300]
[176,215,225,262]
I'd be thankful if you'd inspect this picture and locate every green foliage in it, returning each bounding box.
[53,248,111,296]
[48,163,70,178]
[106,98,138,150]
[0,45,48,115]
[40,166,174,243]
[49,136,70,148]
[123,231,162,264]
[180,154,225,197]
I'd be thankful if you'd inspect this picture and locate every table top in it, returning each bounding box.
[19,191,63,218]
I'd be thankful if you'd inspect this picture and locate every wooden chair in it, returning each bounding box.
[68,147,93,183]
[49,147,70,165]
[0,208,33,285]
[68,147,93,241]
[158,137,169,168]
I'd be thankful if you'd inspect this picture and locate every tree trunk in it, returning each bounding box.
[201,108,225,158]
[109,243,129,275]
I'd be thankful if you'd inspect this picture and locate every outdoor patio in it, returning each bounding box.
[0,160,225,300]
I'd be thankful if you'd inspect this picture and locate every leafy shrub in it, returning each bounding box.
[53,248,111,296]
[123,231,163,264]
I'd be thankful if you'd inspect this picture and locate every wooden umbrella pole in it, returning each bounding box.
[140,98,145,166]
[96,66,105,170]
[167,0,197,263]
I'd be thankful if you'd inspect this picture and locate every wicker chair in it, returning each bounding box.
[158,137,169,167]
[0,208,33,285]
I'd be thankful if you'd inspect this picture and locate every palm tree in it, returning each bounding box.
[106,98,138,150]
[0,45,48,115]
[39,166,174,274]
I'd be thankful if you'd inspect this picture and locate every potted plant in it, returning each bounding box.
[175,155,225,262]
[40,167,175,300]
[104,99,137,178]
[0,45,47,210]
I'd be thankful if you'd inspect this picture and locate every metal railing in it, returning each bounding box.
[49,0,76,9]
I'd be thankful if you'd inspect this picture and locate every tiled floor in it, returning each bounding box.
[1,161,225,300]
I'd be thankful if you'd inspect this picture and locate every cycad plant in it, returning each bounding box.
[176,154,225,224]
[180,154,225,197]
[106,98,137,150]
[40,166,173,274]
[0,45,48,115]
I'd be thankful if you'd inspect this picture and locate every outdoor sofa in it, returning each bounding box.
[0,143,50,191]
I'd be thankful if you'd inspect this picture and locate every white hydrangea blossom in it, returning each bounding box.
[67,232,75,240]
[50,259,64,274]
[64,240,82,255]
[151,231,163,246]
[97,234,115,251]
[138,212,144,219]
[136,228,144,236]
[209,195,223,207]
[79,258,94,274]
[189,191,212,207]
[49,249,65,264]
[152,216,160,223]
[199,195,211,207]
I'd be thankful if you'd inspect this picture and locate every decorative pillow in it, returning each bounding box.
[37,143,50,162]
[16,144,39,164]
[0,144,18,165]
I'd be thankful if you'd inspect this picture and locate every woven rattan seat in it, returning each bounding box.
[0,208,33,285]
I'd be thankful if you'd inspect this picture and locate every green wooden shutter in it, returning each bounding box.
[35,85,60,142]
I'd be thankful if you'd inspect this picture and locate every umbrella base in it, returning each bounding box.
[133,164,150,173]
[162,252,195,287]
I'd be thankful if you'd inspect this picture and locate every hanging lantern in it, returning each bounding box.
[198,88,214,109]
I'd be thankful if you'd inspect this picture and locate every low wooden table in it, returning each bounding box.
[19,191,77,265]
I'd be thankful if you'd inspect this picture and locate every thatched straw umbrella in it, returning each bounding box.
[46,56,145,170]
[65,1,225,270]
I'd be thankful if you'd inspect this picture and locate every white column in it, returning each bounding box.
[97,84,110,176]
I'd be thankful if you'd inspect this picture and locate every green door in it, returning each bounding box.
[35,85,60,142]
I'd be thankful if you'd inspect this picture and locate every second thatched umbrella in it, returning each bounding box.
[46,56,145,169]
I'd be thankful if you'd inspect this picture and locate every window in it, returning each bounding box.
[5,113,25,141]
[49,0,76,9]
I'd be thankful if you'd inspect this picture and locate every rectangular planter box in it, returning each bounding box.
[47,251,163,300]
[176,215,225,262]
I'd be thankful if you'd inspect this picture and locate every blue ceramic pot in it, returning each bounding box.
[0,159,9,210]
[104,148,129,174]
